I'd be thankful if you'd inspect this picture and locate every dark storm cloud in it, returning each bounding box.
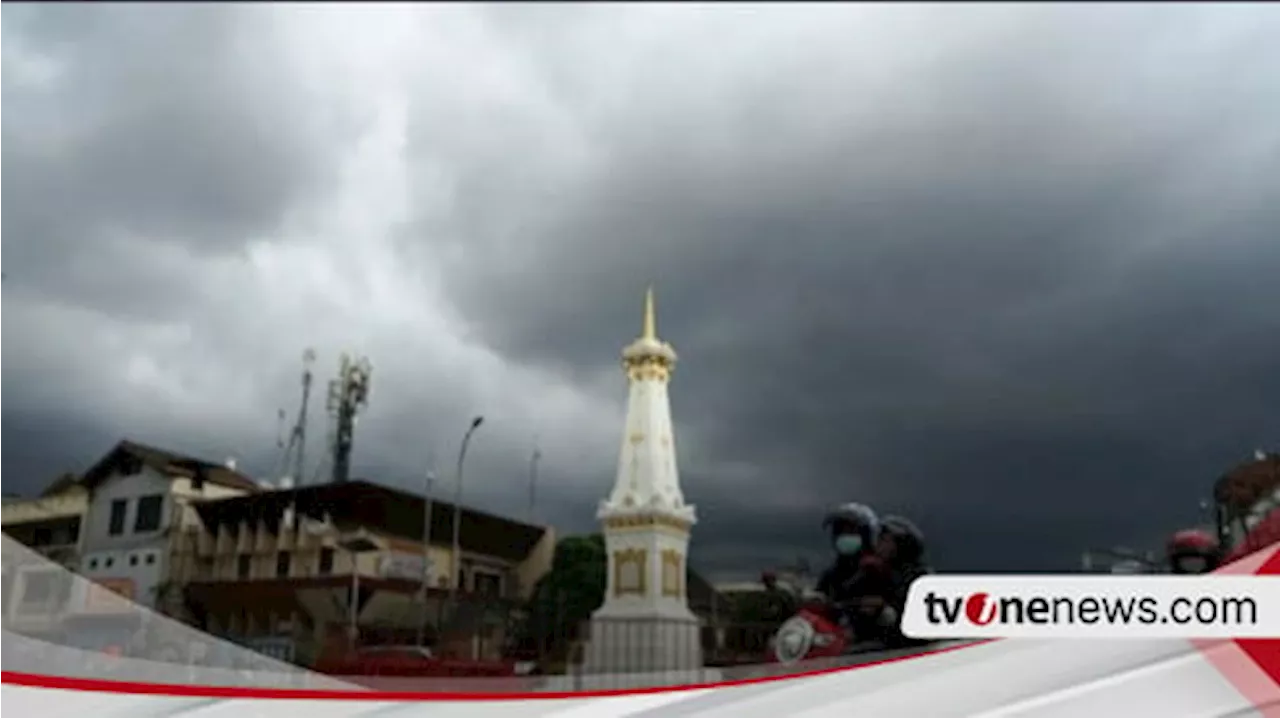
[411,6,1280,571]
[2,4,353,312]
[3,5,1278,578]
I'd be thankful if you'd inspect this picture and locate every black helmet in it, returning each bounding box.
[880,514,926,564]
[823,502,879,545]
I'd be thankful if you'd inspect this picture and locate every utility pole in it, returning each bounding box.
[326,354,373,484]
[528,442,542,522]
[416,459,437,647]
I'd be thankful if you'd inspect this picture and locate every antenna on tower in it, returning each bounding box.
[293,348,317,484]
[272,349,318,487]
[326,352,373,484]
[276,409,287,451]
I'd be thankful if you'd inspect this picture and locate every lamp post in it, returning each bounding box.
[449,417,484,609]
[336,532,381,651]
[415,466,437,647]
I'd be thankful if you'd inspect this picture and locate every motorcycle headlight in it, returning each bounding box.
[773,616,816,665]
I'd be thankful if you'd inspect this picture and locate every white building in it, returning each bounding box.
[72,440,260,614]
[582,288,703,675]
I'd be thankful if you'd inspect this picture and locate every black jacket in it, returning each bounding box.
[817,554,895,606]
[877,561,934,648]
[816,555,863,604]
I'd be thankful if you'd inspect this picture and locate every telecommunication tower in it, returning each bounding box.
[272,349,317,485]
[326,353,373,484]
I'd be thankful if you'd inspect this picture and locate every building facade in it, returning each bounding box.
[73,440,260,615]
[177,479,556,666]
[3,441,558,666]
[3,476,90,638]
[2,440,259,650]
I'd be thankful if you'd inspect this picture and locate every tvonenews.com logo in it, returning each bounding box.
[900,576,1280,639]
[923,591,1257,627]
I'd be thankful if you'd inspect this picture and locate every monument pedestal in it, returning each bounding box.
[581,611,703,677]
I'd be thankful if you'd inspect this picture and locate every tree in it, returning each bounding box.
[518,534,606,659]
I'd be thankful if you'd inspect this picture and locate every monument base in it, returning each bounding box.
[581,612,704,677]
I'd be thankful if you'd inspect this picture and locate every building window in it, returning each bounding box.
[129,554,139,567]
[276,552,292,578]
[104,557,115,569]
[237,555,251,579]
[108,499,128,536]
[88,558,99,570]
[318,548,334,575]
[145,553,157,565]
[134,494,164,533]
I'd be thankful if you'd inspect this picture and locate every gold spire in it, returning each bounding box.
[642,285,656,340]
[622,284,675,382]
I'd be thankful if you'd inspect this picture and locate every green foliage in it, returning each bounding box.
[518,534,607,656]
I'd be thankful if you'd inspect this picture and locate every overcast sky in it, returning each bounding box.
[3,4,1278,579]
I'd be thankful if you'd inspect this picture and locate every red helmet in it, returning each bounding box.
[1166,529,1219,574]
[1167,529,1216,553]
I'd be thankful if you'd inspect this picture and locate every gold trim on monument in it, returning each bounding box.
[603,514,692,533]
[661,549,683,598]
[613,548,648,597]
[624,357,673,382]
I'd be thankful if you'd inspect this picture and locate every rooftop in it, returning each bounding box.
[57,439,261,495]
[192,479,550,563]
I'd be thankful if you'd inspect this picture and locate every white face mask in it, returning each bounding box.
[834,534,864,556]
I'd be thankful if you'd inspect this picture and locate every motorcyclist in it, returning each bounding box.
[815,503,881,598]
[871,514,933,646]
[1167,529,1221,575]
[815,503,897,640]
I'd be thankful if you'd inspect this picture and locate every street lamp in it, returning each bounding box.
[336,530,381,651]
[449,416,485,608]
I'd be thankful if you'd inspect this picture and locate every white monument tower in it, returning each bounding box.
[582,287,703,676]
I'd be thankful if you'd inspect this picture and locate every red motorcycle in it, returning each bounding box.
[770,555,908,665]
[770,598,850,665]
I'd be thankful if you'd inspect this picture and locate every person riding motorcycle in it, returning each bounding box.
[872,514,933,647]
[1167,528,1221,575]
[815,503,899,640]
[816,502,880,597]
